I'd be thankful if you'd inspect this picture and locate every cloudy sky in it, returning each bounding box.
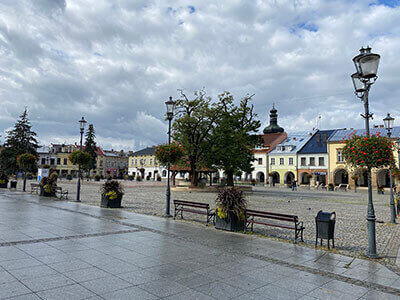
[0,0,400,151]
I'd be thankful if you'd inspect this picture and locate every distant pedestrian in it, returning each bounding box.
[292,180,297,191]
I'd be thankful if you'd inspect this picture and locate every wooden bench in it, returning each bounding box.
[30,183,40,194]
[334,184,348,192]
[173,200,215,224]
[55,187,68,199]
[244,209,304,243]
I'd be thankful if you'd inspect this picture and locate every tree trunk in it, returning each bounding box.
[226,171,234,186]
[190,160,198,187]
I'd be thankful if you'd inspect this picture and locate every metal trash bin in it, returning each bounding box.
[315,211,336,249]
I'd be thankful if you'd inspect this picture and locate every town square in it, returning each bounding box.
[2,0,400,299]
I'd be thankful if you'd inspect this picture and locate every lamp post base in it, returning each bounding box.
[365,252,380,259]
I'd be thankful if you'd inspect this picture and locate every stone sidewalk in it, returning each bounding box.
[0,191,400,299]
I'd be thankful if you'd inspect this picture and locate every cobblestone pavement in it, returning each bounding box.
[0,189,400,299]
[22,179,400,268]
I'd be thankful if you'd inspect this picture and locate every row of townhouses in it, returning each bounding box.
[37,106,399,189]
[37,144,129,178]
[243,107,399,189]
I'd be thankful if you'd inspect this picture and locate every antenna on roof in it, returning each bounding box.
[313,114,322,131]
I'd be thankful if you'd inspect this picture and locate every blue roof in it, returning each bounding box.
[298,130,336,154]
[269,132,314,155]
[328,126,400,142]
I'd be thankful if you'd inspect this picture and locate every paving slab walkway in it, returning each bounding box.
[0,190,400,299]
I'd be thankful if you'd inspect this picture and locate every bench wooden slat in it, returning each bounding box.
[246,209,296,219]
[180,208,208,215]
[174,200,209,208]
[247,212,296,223]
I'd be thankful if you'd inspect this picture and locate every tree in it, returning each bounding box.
[0,108,38,174]
[17,154,37,173]
[206,92,262,186]
[84,124,97,174]
[69,151,91,170]
[172,90,220,186]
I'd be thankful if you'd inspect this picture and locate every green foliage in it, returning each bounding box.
[68,151,91,169]
[216,187,247,220]
[172,89,220,186]
[0,108,38,174]
[342,135,394,169]
[84,124,97,172]
[101,180,124,198]
[17,153,37,171]
[206,92,262,186]
[155,142,185,166]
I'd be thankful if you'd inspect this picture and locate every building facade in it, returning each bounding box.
[327,126,400,189]
[128,147,164,179]
[297,130,335,186]
[103,150,129,178]
[268,132,313,185]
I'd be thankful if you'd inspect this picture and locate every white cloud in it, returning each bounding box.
[0,0,400,151]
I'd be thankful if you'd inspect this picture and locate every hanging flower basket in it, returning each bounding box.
[155,142,185,166]
[342,135,394,169]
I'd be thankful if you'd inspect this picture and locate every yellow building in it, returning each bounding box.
[327,127,399,189]
[128,147,165,179]
[268,132,313,185]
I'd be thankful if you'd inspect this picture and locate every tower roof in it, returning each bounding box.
[263,105,284,134]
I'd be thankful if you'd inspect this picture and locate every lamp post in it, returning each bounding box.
[351,46,381,258]
[384,113,396,223]
[76,117,87,202]
[165,96,175,217]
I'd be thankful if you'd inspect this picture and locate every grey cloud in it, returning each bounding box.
[0,0,400,151]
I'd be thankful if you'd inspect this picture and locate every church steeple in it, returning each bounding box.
[263,105,284,134]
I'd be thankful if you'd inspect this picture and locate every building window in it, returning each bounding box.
[309,157,315,166]
[63,158,67,165]
[41,158,46,165]
[319,157,324,166]
[57,158,61,165]
[100,160,103,167]
[279,158,284,165]
[258,158,262,165]
[150,159,153,165]
[337,150,343,162]
[50,158,55,165]
[301,157,306,166]
[289,158,293,165]
[270,158,275,165]
[135,159,137,165]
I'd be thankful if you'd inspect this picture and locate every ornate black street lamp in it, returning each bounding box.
[76,117,87,202]
[384,113,396,223]
[351,46,380,258]
[165,96,175,217]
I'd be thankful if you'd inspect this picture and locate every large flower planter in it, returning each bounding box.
[101,194,122,208]
[40,187,55,197]
[215,211,245,232]
[0,181,8,188]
